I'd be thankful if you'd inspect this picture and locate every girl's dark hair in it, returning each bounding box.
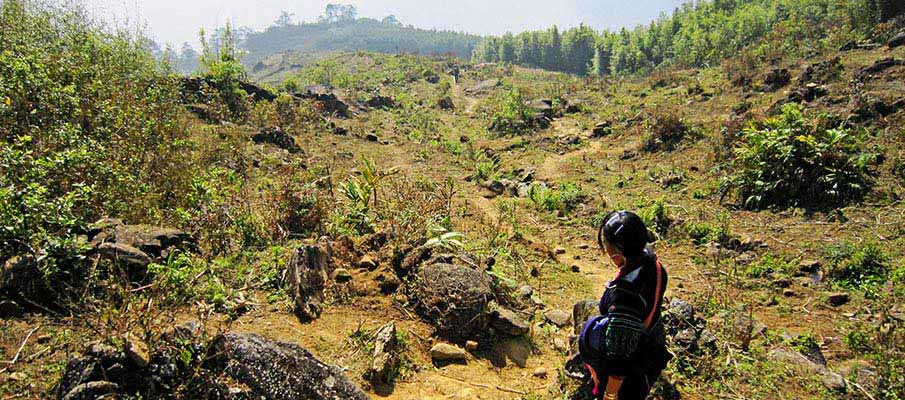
[597,210,649,258]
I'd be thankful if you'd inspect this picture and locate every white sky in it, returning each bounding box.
[84,0,688,48]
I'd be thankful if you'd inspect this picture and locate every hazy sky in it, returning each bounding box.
[85,0,688,47]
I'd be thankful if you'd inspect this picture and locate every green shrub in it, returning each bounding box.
[528,182,586,214]
[684,213,732,246]
[722,104,876,209]
[638,198,672,236]
[486,88,534,135]
[745,254,794,278]
[823,241,889,289]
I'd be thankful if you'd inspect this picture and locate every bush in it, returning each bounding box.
[722,104,876,209]
[823,241,890,289]
[642,110,694,152]
[528,182,586,214]
[486,88,535,135]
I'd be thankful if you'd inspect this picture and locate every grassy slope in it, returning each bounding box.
[3,20,905,400]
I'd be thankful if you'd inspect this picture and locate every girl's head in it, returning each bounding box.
[597,210,649,268]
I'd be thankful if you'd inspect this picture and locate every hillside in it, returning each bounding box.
[241,17,482,70]
[2,0,905,399]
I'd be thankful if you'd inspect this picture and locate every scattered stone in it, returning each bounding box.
[488,302,530,336]
[827,292,850,307]
[465,79,500,95]
[365,133,380,142]
[799,57,842,84]
[783,289,795,297]
[285,243,332,322]
[429,343,468,362]
[591,121,612,138]
[365,95,397,109]
[787,83,828,103]
[768,347,843,390]
[465,340,479,352]
[888,31,905,49]
[525,99,555,119]
[96,242,153,276]
[437,96,455,110]
[8,372,26,381]
[333,268,352,283]
[368,322,399,384]
[0,300,21,318]
[357,254,378,270]
[123,334,150,368]
[571,300,601,335]
[544,309,571,328]
[61,381,120,400]
[377,274,401,294]
[798,260,821,275]
[773,278,792,288]
[553,338,569,353]
[252,126,301,154]
[533,367,548,378]
[517,285,533,299]
[732,313,767,339]
[856,57,904,81]
[207,333,369,399]
[571,265,580,273]
[763,68,791,91]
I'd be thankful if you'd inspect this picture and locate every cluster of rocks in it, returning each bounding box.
[464,79,500,95]
[57,327,370,400]
[252,126,302,154]
[2,218,196,314]
[479,168,537,199]
[762,68,792,92]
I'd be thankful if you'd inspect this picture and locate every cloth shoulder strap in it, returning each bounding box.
[643,260,663,330]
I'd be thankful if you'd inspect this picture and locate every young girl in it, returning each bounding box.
[578,210,670,400]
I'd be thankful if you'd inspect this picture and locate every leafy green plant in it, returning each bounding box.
[745,254,794,278]
[823,241,889,289]
[486,88,535,135]
[200,24,249,120]
[528,182,586,214]
[722,104,876,209]
[425,228,466,252]
[638,197,672,236]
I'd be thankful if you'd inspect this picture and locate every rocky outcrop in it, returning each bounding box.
[437,96,455,110]
[365,95,397,109]
[205,333,369,400]
[253,126,302,154]
[762,68,791,91]
[89,219,196,282]
[465,79,500,95]
[285,243,333,322]
[367,322,400,385]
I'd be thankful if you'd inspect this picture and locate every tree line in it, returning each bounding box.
[472,0,901,76]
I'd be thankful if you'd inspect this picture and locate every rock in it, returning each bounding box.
[591,121,612,138]
[571,265,580,273]
[888,31,905,48]
[286,243,332,322]
[787,83,828,103]
[365,95,397,109]
[544,309,571,328]
[357,254,378,270]
[763,68,791,91]
[533,367,548,378]
[368,322,399,384]
[437,96,455,110]
[1,254,42,297]
[96,242,153,276]
[517,285,533,299]
[553,338,569,353]
[699,329,718,350]
[377,274,401,294]
[430,343,468,362]
[783,289,795,297]
[411,263,493,342]
[123,334,150,368]
[206,333,369,399]
[768,347,842,390]
[525,99,555,118]
[364,133,380,142]
[333,268,352,283]
[827,292,850,307]
[92,221,196,260]
[0,300,21,318]
[798,260,821,275]
[252,126,301,154]
[61,381,120,400]
[488,302,530,337]
[8,371,26,381]
[299,85,351,118]
[798,57,842,84]
[732,313,767,339]
[465,340,479,351]
[856,57,904,81]
[773,278,792,288]
[572,300,600,335]
[673,328,698,350]
[464,79,500,95]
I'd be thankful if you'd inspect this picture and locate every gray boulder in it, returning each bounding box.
[367,322,399,384]
[487,301,530,336]
[206,333,369,400]
[411,263,493,342]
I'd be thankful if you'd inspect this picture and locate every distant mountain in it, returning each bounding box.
[240,18,483,70]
